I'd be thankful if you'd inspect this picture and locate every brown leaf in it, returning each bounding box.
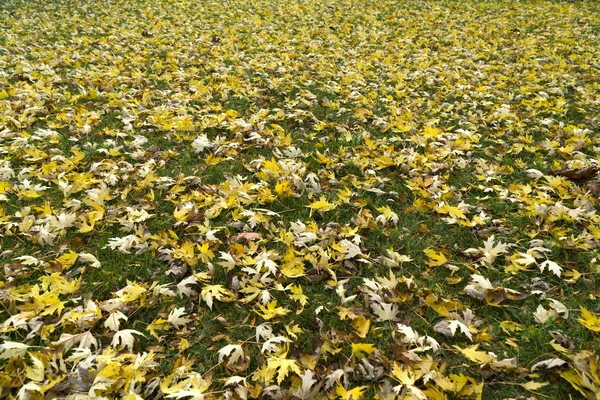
[484,288,507,306]
[586,180,600,196]
[549,165,598,180]
[549,331,574,350]
[236,232,263,242]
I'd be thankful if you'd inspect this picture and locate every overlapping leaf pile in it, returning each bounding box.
[1,0,599,398]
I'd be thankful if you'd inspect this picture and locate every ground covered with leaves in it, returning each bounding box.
[1,0,600,398]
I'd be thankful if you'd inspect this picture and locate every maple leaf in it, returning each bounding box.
[288,284,308,310]
[261,335,289,354]
[275,180,295,198]
[533,304,556,325]
[512,251,538,267]
[578,307,600,332]
[116,282,147,303]
[52,332,98,351]
[173,240,198,267]
[455,345,496,365]
[540,260,563,277]
[146,318,169,339]
[191,135,214,153]
[218,344,245,366]
[463,274,493,300]
[335,280,357,304]
[389,363,428,399]
[396,324,440,352]
[111,329,145,352]
[177,276,199,297]
[376,206,399,226]
[223,376,246,387]
[200,285,235,310]
[267,356,302,384]
[521,381,549,391]
[236,232,263,242]
[0,341,29,359]
[168,307,193,329]
[255,322,273,342]
[547,299,569,319]
[77,252,101,268]
[308,197,337,212]
[285,323,303,339]
[325,370,347,390]
[255,301,291,320]
[335,384,367,400]
[104,234,142,253]
[292,369,319,399]
[104,310,128,332]
[434,319,473,341]
[423,247,448,267]
[14,256,44,266]
[55,250,79,270]
[48,212,77,231]
[351,343,376,358]
[17,383,44,400]
[466,235,510,267]
[531,358,568,371]
[218,251,237,271]
[372,302,399,322]
[437,202,468,221]
[281,251,305,278]
[25,354,45,382]
[352,315,371,338]
[379,249,413,268]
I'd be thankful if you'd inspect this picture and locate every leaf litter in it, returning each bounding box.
[0,0,599,398]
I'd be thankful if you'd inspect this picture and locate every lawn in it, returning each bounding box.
[0,0,599,398]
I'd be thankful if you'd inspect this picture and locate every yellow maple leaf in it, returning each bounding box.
[351,314,370,338]
[424,248,448,267]
[118,282,147,303]
[499,320,524,334]
[437,203,467,220]
[351,343,376,358]
[200,284,235,310]
[172,240,197,266]
[285,323,303,339]
[422,125,441,140]
[205,154,224,166]
[376,206,399,225]
[37,292,65,316]
[173,205,190,222]
[578,307,600,332]
[521,381,548,391]
[197,241,215,262]
[255,301,290,320]
[288,285,308,312]
[337,187,354,204]
[56,251,78,270]
[25,353,45,382]
[79,209,104,233]
[280,248,305,278]
[455,344,496,365]
[335,384,367,400]
[390,362,420,385]
[425,294,464,317]
[308,197,337,212]
[39,273,81,295]
[266,356,302,384]
[275,180,294,198]
[146,318,169,339]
